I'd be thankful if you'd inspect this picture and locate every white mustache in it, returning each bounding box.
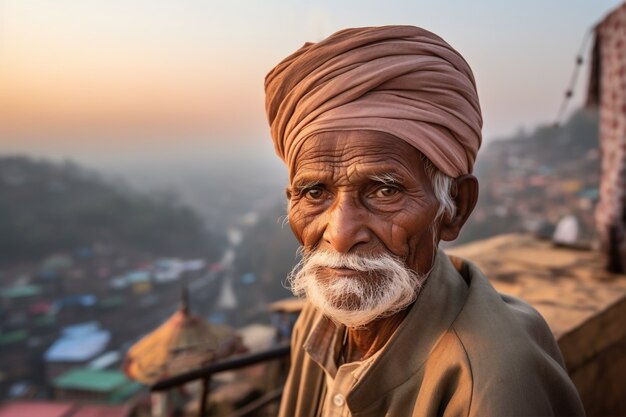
[303,250,405,273]
[287,249,425,328]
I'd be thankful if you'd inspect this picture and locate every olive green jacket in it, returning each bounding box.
[278,251,585,417]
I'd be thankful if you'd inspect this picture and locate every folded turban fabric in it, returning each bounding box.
[264,25,483,178]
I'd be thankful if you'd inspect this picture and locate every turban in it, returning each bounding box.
[264,25,483,178]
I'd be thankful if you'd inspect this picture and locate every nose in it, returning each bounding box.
[322,193,371,253]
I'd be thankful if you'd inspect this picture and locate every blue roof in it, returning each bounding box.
[45,324,110,362]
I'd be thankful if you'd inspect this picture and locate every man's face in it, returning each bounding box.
[287,130,441,274]
[286,130,443,326]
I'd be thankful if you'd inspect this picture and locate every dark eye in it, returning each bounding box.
[304,187,324,200]
[373,186,399,198]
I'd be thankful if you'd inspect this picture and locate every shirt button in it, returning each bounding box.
[333,394,345,407]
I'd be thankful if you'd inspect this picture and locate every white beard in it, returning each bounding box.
[287,250,425,328]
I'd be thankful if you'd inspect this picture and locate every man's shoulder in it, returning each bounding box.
[443,257,584,416]
[450,257,563,366]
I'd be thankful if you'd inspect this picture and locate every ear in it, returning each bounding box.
[438,174,479,242]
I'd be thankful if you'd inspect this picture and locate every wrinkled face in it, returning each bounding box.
[287,130,441,274]
[285,130,443,326]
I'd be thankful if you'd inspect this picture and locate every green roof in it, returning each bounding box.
[1,285,41,298]
[53,368,129,393]
[0,329,28,345]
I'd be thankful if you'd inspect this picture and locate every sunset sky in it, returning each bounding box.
[0,0,622,166]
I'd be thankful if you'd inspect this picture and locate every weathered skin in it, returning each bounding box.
[286,130,478,361]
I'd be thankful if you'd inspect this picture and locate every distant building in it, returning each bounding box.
[587,2,626,272]
[0,284,42,313]
[44,322,111,381]
[52,368,143,404]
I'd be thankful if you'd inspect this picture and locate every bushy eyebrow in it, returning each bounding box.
[368,172,404,185]
[290,169,406,191]
[291,179,323,192]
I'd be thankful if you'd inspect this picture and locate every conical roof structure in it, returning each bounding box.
[124,287,233,385]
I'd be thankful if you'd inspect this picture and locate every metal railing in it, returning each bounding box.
[150,344,290,417]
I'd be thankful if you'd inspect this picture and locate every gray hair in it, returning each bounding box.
[419,154,456,253]
[420,154,456,223]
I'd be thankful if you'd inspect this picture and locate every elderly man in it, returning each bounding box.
[264,26,585,417]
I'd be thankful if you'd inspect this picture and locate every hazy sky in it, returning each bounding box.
[0,0,622,167]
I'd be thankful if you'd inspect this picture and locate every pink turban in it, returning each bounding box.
[264,25,482,178]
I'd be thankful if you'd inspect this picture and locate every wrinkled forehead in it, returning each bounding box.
[290,130,428,184]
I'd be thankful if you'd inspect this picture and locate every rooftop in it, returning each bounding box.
[45,327,110,362]
[1,284,41,299]
[53,368,129,393]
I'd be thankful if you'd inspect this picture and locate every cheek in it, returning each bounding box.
[377,215,416,256]
[288,205,324,247]
[376,206,438,255]
[287,206,305,245]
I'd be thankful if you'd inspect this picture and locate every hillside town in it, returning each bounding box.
[457,110,600,247]
[0,108,607,416]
